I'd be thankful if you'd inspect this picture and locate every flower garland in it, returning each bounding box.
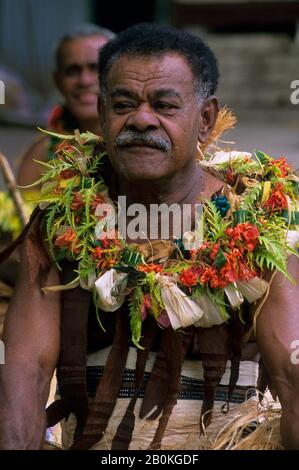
[29,130,299,348]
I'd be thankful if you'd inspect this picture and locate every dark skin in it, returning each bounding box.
[1,52,299,449]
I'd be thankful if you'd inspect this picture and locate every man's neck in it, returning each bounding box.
[117,161,204,207]
[116,161,205,243]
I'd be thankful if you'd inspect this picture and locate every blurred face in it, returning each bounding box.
[99,53,216,182]
[55,35,108,123]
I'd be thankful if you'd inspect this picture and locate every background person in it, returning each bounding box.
[17,23,114,187]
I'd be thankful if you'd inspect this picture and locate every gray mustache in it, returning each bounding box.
[115,131,170,152]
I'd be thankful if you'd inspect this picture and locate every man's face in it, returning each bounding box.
[100,53,205,182]
[55,35,107,123]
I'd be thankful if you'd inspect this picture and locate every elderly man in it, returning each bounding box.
[17,23,114,186]
[0,23,298,450]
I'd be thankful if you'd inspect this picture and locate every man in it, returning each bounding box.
[17,23,114,186]
[0,23,298,450]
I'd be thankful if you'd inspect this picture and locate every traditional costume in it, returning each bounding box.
[1,110,298,450]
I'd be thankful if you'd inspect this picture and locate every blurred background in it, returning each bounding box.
[0,0,298,188]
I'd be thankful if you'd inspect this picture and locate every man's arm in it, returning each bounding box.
[0,221,60,449]
[256,255,299,449]
[17,136,49,187]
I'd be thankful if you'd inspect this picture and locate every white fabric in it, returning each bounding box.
[87,346,258,387]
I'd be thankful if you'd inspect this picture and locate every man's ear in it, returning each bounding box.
[198,96,219,144]
[97,95,106,135]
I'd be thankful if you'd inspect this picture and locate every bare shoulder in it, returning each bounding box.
[17,135,50,186]
[200,168,224,198]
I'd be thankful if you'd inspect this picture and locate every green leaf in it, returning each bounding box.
[204,200,230,241]
[129,287,144,349]
[240,184,262,211]
[215,248,227,268]
[254,149,270,166]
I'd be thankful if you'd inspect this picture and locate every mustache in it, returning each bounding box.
[115,131,171,153]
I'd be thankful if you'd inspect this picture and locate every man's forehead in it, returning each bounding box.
[107,53,195,91]
[60,35,107,66]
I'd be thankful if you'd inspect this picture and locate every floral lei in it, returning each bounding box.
[29,129,299,348]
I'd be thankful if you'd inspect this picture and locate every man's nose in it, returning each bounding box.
[126,104,160,132]
[78,68,97,87]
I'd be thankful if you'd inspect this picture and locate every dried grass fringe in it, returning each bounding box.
[206,391,283,450]
[199,106,237,156]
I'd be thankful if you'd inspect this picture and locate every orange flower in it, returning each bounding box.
[54,228,80,253]
[137,263,163,274]
[210,242,220,261]
[263,183,288,212]
[226,223,259,252]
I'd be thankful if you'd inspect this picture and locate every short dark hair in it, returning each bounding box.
[99,23,219,101]
[55,23,115,71]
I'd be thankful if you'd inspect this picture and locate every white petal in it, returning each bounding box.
[224,283,244,309]
[95,269,128,312]
[79,271,97,291]
[192,292,228,328]
[236,277,269,303]
[286,230,299,250]
[201,150,252,166]
[182,230,203,251]
[160,284,204,330]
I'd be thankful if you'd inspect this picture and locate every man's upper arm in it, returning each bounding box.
[2,219,61,376]
[256,255,299,377]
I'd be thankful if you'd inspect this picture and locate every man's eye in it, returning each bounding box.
[113,102,135,112]
[155,102,177,112]
[64,65,81,77]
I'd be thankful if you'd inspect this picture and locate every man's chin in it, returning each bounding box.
[68,103,98,123]
[116,166,170,183]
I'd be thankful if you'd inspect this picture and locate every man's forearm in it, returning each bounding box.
[0,365,48,449]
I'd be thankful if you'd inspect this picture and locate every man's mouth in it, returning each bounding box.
[115,132,171,153]
[75,92,98,105]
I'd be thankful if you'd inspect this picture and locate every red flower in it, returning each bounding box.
[269,157,292,177]
[226,168,236,185]
[59,168,80,180]
[91,194,106,212]
[226,223,259,252]
[199,241,211,251]
[180,267,200,287]
[210,242,220,261]
[71,192,84,211]
[94,246,103,259]
[263,183,288,212]
[220,258,238,284]
[141,293,152,321]
[200,266,224,288]
[238,261,256,281]
[241,224,259,251]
